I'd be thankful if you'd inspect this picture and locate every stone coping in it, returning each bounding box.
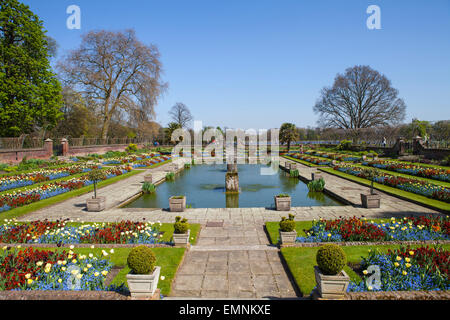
[0,289,161,300]
[345,290,450,300]
[281,239,450,248]
[0,243,174,248]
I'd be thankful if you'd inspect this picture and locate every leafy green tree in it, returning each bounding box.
[0,0,62,136]
[279,123,299,151]
[165,122,182,144]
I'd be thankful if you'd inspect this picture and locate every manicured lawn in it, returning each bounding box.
[320,167,450,212]
[107,247,186,296]
[281,243,450,297]
[0,246,185,296]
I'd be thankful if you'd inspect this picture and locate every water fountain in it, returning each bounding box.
[225,156,239,193]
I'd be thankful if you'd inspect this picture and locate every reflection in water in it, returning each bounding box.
[124,164,342,208]
[226,193,239,208]
[307,191,328,204]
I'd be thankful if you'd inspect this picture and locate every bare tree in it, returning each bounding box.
[313,66,406,132]
[169,102,193,128]
[58,29,167,139]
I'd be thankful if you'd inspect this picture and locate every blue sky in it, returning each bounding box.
[22,0,450,129]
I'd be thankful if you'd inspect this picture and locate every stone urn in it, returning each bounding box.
[279,230,297,244]
[173,229,190,247]
[169,196,186,212]
[314,266,350,299]
[144,174,153,183]
[86,196,106,212]
[311,172,323,181]
[126,266,161,298]
[361,193,381,208]
[274,195,291,211]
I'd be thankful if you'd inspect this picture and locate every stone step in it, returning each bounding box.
[190,245,278,251]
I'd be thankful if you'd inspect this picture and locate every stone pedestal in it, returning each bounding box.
[144,174,153,183]
[225,172,239,193]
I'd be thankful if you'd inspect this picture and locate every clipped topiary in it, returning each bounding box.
[174,216,189,234]
[127,245,156,274]
[316,244,346,275]
[279,214,296,232]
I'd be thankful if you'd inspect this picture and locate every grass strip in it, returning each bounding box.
[281,243,450,297]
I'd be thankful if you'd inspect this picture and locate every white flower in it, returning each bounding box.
[160,276,165,280]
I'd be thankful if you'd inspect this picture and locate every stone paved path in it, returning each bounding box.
[170,222,298,299]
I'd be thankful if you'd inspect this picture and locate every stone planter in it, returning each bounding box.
[86,196,106,212]
[144,174,153,183]
[279,230,297,244]
[169,196,186,212]
[126,266,161,298]
[361,193,381,208]
[314,266,350,299]
[290,163,297,170]
[274,196,291,211]
[311,172,323,181]
[173,229,190,247]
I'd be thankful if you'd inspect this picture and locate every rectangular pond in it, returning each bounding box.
[123,164,343,209]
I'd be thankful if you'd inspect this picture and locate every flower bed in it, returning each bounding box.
[362,160,450,182]
[0,247,113,291]
[0,220,165,244]
[131,155,171,169]
[0,165,102,192]
[334,164,450,203]
[102,153,161,165]
[0,166,132,213]
[348,245,449,292]
[286,153,331,165]
[305,150,362,162]
[296,216,450,243]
